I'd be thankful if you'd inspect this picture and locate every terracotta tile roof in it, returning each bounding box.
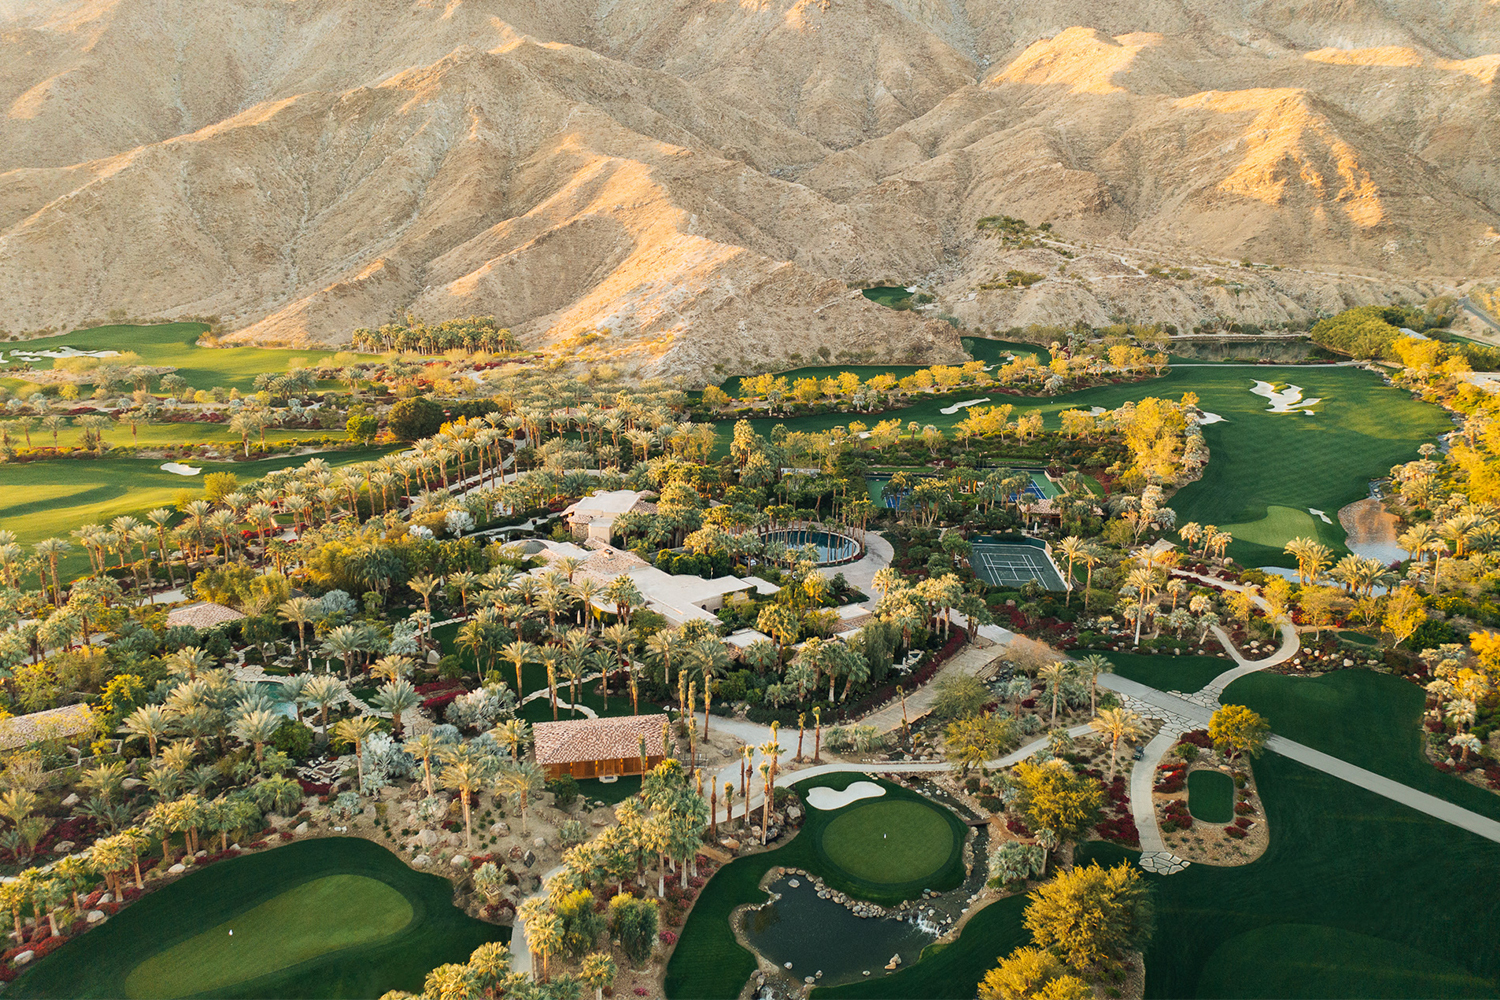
[0,704,95,751]
[165,601,246,629]
[533,714,669,766]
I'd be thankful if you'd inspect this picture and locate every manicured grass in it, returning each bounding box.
[1,323,341,393]
[822,668,1500,1000]
[123,874,413,999]
[576,775,643,805]
[1186,770,1234,824]
[0,448,402,584]
[1223,668,1500,822]
[664,775,967,1000]
[0,418,336,452]
[721,365,1446,566]
[862,286,914,308]
[822,799,955,884]
[12,838,506,1000]
[1104,652,1229,694]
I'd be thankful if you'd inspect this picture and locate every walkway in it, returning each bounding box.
[860,641,1003,734]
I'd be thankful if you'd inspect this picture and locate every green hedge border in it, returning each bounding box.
[11,838,507,1000]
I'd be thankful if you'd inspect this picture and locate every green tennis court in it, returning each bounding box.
[970,542,1067,590]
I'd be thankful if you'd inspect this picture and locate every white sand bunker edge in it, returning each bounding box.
[161,463,202,476]
[939,397,991,415]
[805,780,886,811]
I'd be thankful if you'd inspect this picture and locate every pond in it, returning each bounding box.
[741,875,936,987]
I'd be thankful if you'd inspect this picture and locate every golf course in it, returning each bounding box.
[721,352,1447,567]
[664,775,968,1000]
[810,669,1500,1000]
[0,323,341,395]
[10,838,506,999]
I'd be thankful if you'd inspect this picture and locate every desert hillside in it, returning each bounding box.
[1,0,1497,379]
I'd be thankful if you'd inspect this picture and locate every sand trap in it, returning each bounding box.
[1308,507,1332,523]
[939,397,990,415]
[805,780,886,811]
[1250,380,1321,414]
[161,463,202,476]
[1197,411,1225,424]
[11,347,121,360]
[1088,406,1108,416]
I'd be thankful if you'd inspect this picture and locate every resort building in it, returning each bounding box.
[561,490,657,544]
[532,714,671,781]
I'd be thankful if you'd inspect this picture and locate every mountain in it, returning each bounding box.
[1,0,1497,379]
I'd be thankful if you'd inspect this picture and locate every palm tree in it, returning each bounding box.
[302,675,346,739]
[1081,545,1102,611]
[1057,535,1085,604]
[232,709,284,769]
[500,640,538,699]
[691,640,730,739]
[442,757,486,849]
[332,716,381,790]
[493,762,545,834]
[409,733,441,796]
[1090,707,1146,781]
[122,704,171,758]
[492,719,532,762]
[32,537,70,606]
[1075,653,1112,717]
[372,679,420,737]
[1038,661,1070,725]
[599,623,635,713]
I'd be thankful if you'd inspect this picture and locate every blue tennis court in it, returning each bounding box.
[970,542,1067,590]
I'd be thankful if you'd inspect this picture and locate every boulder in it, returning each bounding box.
[451,855,469,868]
[412,854,432,869]
[532,837,546,849]
[417,828,439,848]
[61,793,79,808]
[13,950,34,966]
[786,806,801,821]
[121,778,144,790]
[168,863,186,874]
[53,840,75,854]
[86,910,106,924]
[490,822,509,835]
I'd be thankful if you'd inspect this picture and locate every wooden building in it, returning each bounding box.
[532,714,670,781]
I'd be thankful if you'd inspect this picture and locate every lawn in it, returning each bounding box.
[721,364,1446,567]
[0,448,403,584]
[1104,652,1230,695]
[819,668,1500,1000]
[12,838,506,999]
[0,323,342,393]
[122,874,413,999]
[821,799,955,884]
[0,418,337,453]
[1223,668,1500,822]
[1186,770,1234,824]
[664,775,967,1000]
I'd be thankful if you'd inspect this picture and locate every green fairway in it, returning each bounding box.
[0,448,402,583]
[1,323,341,393]
[0,418,337,453]
[819,668,1500,1000]
[822,800,955,884]
[665,775,967,1000]
[1104,652,1229,694]
[1223,669,1500,822]
[123,875,413,999]
[1186,770,1234,824]
[12,838,505,1000]
[720,364,1446,567]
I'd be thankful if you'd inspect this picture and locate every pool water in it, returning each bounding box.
[760,529,860,565]
[741,876,935,986]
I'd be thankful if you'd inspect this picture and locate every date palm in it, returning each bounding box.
[232,709,283,768]
[332,715,381,790]
[302,674,346,738]
[1090,707,1147,782]
[372,678,420,737]
[1038,661,1071,726]
[500,640,538,698]
[122,704,171,758]
[441,757,487,849]
[493,762,545,834]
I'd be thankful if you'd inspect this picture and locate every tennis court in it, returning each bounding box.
[970,541,1067,590]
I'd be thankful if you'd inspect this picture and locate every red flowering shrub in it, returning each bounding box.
[659,930,678,946]
[1006,816,1033,837]
[1224,826,1247,839]
[1235,801,1255,815]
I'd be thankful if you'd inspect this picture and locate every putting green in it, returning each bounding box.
[821,800,955,884]
[13,838,506,1000]
[1187,770,1234,824]
[123,874,412,999]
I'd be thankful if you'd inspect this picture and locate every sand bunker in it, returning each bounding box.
[1197,411,1225,424]
[805,780,886,811]
[1250,380,1320,414]
[161,463,202,476]
[939,398,990,415]
[11,347,121,361]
